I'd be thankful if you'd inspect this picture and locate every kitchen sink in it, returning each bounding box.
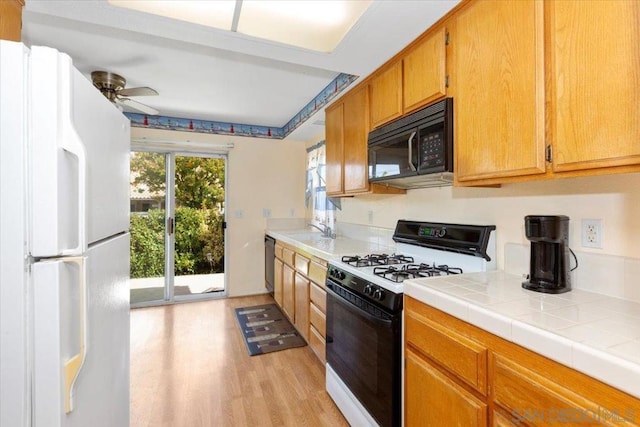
[284,232,333,241]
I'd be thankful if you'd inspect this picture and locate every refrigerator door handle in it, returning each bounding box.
[59,69,87,256]
[62,256,87,414]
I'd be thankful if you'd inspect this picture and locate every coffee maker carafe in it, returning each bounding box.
[522,215,571,294]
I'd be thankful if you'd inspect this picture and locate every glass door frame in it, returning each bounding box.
[130,148,228,308]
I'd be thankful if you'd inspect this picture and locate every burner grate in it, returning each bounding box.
[341,253,414,268]
[373,263,463,283]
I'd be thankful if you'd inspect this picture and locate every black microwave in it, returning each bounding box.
[368,98,453,188]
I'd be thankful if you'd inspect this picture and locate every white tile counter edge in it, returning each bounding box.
[266,229,394,261]
[267,230,331,259]
[404,278,640,399]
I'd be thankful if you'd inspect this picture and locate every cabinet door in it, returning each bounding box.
[451,0,545,183]
[406,349,487,426]
[369,61,403,129]
[549,0,640,172]
[343,85,370,194]
[325,103,344,196]
[0,0,23,42]
[403,27,447,113]
[282,264,295,322]
[274,258,283,307]
[294,272,309,341]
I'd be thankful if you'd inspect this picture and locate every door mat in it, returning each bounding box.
[234,304,306,356]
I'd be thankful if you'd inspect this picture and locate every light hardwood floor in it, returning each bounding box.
[130,294,348,426]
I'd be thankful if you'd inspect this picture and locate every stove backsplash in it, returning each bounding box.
[505,242,640,303]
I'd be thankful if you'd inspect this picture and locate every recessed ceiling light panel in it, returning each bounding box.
[108,0,236,30]
[108,0,371,53]
[238,0,371,52]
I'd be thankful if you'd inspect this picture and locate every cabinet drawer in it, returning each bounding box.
[309,325,326,364]
[406,307,487,395]
[309,283,326,313]
[282,247,295,267]
[308,260,327,288]
[492,353,623,426]
[309,303,326,337]
[275,243,283,260]
[294,253,310,276]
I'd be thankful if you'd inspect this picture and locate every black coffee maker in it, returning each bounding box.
[522,215,571,294]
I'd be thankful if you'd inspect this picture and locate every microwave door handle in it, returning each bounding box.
[408,131,417,171]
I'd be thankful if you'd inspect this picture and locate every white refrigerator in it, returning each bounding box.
[0,41,131,426]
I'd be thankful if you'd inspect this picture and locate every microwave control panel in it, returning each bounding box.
[419,130,445,169]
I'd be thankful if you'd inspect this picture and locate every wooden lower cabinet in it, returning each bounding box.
[405,297,640,426]
[309,325,326,364]
[281,264,295,322]
[271,240,328,364]
[294,272,309,341]
[309,283,327,364]
[406,348,487,426]
[274,257,283,307]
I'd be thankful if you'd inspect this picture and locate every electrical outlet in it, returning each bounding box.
[289,208,295,217]
[582,219,602,249]
[234,210,244,219]
[262,208,271,218]
[368,210,374,224]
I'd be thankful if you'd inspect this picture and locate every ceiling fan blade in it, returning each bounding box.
[118,86,158,97]
[119,98,159,115]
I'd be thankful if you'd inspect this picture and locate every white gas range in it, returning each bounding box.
[325,220,496,427]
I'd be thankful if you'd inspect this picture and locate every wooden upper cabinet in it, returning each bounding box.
[343,85,370,194]
[548,0,640,173]
[0,0,24,42]
[324,87,405,197]
[369,61,403,129]
[325,103,344,196]
[450,0,545,184]
[403,27,447,113]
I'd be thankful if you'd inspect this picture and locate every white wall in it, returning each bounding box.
[131,127,307,296]
[339,173,640,269]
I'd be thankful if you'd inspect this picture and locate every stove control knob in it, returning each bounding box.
[364,285,373,295]
[373,289,385,301]
[338,271,346,280]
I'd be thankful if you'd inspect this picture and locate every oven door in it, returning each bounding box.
[326,281,401,427]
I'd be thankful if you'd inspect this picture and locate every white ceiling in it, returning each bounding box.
[22,0,460,141]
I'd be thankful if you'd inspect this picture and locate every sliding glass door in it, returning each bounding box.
[129,151,227,307]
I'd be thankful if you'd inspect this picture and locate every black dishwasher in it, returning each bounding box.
[264,235,275,295]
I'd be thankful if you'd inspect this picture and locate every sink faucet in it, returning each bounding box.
[307,222,336,239]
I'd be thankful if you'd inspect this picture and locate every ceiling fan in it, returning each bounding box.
[91,71,159,115]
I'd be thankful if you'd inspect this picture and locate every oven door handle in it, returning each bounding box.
[326,285,395,325]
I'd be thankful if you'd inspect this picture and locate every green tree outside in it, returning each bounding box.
[130,152,225,278]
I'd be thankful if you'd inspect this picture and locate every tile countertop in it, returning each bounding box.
[404,271,640,400]
[266,229,394,261]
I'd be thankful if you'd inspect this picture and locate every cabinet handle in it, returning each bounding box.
[408,131,417,171]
